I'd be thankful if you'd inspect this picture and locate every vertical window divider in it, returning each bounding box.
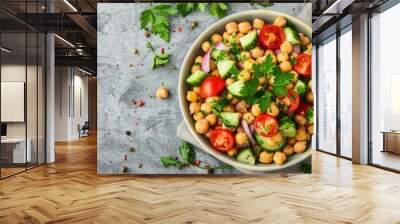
[336,23,342,158]
[315,44,320,151]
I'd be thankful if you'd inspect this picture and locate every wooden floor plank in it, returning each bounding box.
[0,134,399,224]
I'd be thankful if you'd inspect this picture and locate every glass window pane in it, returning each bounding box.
[371,3,400,171]
[339,28,352,158]
[317,37,337,154]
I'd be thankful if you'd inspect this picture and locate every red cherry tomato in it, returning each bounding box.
[210,128,235,152]
[296,103,311,116]
[294,54,312,77]
[277,91,300,113]
[254,114,279,137]
[259,25,285,50]
[200,76,226,98]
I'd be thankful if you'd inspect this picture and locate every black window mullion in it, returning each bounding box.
[336,24,341,157]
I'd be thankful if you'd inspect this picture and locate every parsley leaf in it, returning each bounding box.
[178,142,195,164]
[140,4,177,42]
[146,41,170,69]
[176,3,195,17]
[197,3,208,12]
[254,92,272,113]
[257,2,274,7]
[290,57,297,65]
[239,78,259,103]
[230,42,241,62]
[271,70,293,96]
[210,91,228,113]
[160,156,187,168]
[209,3,228,18]
[252,54,276,79]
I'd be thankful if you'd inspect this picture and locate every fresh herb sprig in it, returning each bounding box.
[146,42,170,69]
[140,4,177,42]
[209,3,228,18]
[176,3,208,16]
[160,142,231,172]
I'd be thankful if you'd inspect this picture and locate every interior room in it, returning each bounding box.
[0,0,399,223]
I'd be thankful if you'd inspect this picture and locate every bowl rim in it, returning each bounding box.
[178,9,312,172]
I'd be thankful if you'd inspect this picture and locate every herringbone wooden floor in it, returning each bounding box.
[0,134,399,224]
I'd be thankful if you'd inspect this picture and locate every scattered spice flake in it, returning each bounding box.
[161,48,165,54]
[177,26,183,32]
[129,64,134,67]
[194,160,201,166]
[125,130,132,136]
[132,48,139,55]
[120,166,128,173]
[129,147,135,152]
[144,31,150,38]
[190,21,198,30]
[132,99,145,107]
[124,155,128,160]
[138,164,143,168]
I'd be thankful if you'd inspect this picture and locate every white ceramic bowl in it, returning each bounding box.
[179,10,312,172]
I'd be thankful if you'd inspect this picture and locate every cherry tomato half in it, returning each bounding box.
[294,54,312,77]
[259,24,285,50]
[296,103,311,116]
[277,91,300,113]
[254,114,279,137]
[200,76,226,98]
[210,128,235,152]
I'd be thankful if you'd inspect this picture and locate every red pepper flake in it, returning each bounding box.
[124,155,128,160]
[177,26,183,32]
[132,99,145,107]
[194,160,201,166]
[161,48,165,54]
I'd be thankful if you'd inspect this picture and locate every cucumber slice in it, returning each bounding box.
[220,112,240,127]
[227,81,246,98]
[284,27,301,45]
[186,71,208,86]
[255,133,286,152]
[217,59,236,79]
[294,80,307,95]
[211,48,224,60]
[237,148,256,165]
[239,31,258,51]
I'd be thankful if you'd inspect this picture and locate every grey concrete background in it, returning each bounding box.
[97,3,312,174]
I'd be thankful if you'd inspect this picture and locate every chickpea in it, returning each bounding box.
[259,151,274,164]
[293,141,307,153]
[201,41,211,53]
[186,91,198,102]
[273,151,287,165]
[273,16,287,28]
[210,59,217,70]
[271,132,283,143]
[238,21,252,33]
[251,104,261,116]
[295,128,308,141]
[223,104,235,112]
[223,32,230,41]
[230,97,240,105]
[227,93,233,100]
[256,56,266,64]
[235,132,249,145]
[304,50,312,55]
[189,102,200,114]
[243,59,256,72]
[264,49,275,57]
[201,103,212,114]
[235,33,244,44]
[308,80,312,90]
[299,33,311,46]
[195,56,203,64]
[306,91,314,103]
[277,52,289,62]
[259,76,267,85]
[239,70,251,82]
[267,102,280,117]
[210,69,219,77]
[250,47,264,59]
[307,124,314,135]
[193,112,205,121]
[211,33,223,43]
[294,115,307,126]
[205,113,217,126]
[286,83,294,90]
[227,148,238,157]
[226,78,235,86]
[240,51,252,61]
[279,61,292,72]
[283,145,294,156]
[156,86,169,99]
[253,18,265,29]
[191,65,201,74]
[287,137,296,146]
[206,96,219,104]
[280,41,293,54]
[243,112,255,124]
[235,100,248,113]
[195,119,209,134]
[225,22,238,34]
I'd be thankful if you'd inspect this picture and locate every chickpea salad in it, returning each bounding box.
[185,16,313,166]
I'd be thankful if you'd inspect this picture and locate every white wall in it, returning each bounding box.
[54,67,89,141]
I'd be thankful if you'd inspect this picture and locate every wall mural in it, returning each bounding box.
[97,3,313,174]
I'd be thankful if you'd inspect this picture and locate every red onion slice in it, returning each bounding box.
[241,119,256,145]
[293,45,300,53]
[275,49,281,55]
[249,124,255,134]
[201,49,211,73]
